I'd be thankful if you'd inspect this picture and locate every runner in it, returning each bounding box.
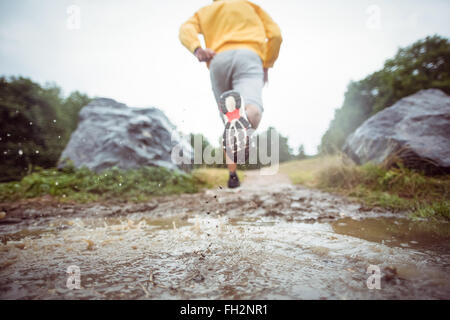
[179,0,282,188]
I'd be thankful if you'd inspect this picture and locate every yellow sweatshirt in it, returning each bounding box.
[179,0,282,69]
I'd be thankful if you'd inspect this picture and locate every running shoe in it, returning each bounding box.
[219,90,251,163]
[227,171,240,189]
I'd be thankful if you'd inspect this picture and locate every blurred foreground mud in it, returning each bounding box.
[0,171,449,299]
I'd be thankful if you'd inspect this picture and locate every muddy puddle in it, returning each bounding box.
[0,171,449,299]
[332,217,450,253]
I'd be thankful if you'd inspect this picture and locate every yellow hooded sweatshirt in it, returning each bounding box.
[179,0,282,69]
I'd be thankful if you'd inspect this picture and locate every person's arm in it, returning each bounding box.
[179,12,216,62]
[179,13,202,54]
[248,2,283,69]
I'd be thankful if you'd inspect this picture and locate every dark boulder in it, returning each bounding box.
[59,98,192,172]
[343,89,450,174]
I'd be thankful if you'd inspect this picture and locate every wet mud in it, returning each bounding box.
[0,170,449,299]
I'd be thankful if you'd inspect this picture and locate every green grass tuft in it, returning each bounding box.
[413,201,450,219]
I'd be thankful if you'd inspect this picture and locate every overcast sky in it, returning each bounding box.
[1,0,449,154]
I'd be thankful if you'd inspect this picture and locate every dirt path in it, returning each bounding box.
[0,170,449,299]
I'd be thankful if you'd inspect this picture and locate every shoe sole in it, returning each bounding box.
[219,90,251,163]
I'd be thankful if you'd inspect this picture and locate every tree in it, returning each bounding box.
[296,144,306,160]
[0,76,91,181]
[257,127,293,164]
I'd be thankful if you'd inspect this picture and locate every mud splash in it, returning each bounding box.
[0,171,449,299]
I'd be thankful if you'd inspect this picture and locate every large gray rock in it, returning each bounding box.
[59,98,193,172]
[343,89,450,174]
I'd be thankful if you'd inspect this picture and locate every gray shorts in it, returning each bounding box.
[209,49,264,118]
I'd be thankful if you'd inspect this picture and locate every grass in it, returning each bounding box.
[191,167,244,189]
[281,156,450,220]
[0,165,241,204]
[280,155,342,187]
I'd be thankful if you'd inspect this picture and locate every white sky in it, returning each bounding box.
[1,0,449,154]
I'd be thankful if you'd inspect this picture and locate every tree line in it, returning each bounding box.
[190,128,307,170]
[0,76,91,181]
